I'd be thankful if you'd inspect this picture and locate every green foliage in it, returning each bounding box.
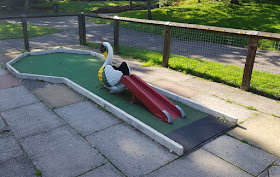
[241,139,249,144]
[30,1,146,13]
[0,22,60,40]
[117,0,280,34]
[89,0,280,51]
[35,170,42,176]
[247,106,257,110]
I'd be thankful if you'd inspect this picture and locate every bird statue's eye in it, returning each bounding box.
[100,44,107,53]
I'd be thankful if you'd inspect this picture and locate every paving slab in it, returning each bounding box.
[0,55,18,64]
[203,135,277,176]
[257,170,268,177]
[0,155,37,177]
[0,134,23,163]
[0,67,8,75]
[269,166,280,177]
[190,93,258,122]
[115,56,194,83]
[148,148,252,177]
[0,74,21,90]
[32,84,85,108]
[0,86,39,112]
[151,79,199,98]
[81,163,124,177]
[20,79,51,91]
[275,158,280,165]
[179,77,240,97]
[20,126,107,177]
[86,123,178,177]
[0,115,7,131]
[224,90,280,117]
[55,101,120,137]
[228,113,280,157]
[1,102,66,139]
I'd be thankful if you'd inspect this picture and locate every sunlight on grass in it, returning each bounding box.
[87,42,280,100]
[0,22,60,40]
[87,0,280,50]
[31,1,146,13]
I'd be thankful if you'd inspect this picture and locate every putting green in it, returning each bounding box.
[13,53,208,135]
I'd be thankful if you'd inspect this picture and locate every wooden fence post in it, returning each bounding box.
[162,24,171,67]
[129,0,132,11]
[78,12,86,45]
[241,34,259,91]
[114,19,120,54]
[147,0,152,20]
[21,14,30,51]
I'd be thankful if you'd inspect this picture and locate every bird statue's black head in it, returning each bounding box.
[100,44,107,53]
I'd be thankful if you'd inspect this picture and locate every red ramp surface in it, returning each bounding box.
[121,74,185,123]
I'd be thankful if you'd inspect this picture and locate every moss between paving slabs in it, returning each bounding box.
[13,53,208,135]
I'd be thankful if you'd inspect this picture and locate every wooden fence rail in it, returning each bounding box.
[1,13,280,92]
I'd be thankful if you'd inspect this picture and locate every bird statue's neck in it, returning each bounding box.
[103,42,113,66]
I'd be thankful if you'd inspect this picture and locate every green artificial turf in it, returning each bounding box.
[13,52,208,134]
[0,22,60,40]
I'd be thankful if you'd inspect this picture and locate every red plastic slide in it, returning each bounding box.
[121,74,185,123]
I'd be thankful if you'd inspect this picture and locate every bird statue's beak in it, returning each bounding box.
[100,44,107,59]
[103,51,108,59]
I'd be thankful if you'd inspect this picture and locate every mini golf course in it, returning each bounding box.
[11,51,234,153]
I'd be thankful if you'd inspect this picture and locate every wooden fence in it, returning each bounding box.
[1,13,280,91]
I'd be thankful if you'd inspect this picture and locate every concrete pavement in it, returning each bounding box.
[0,50,280,176]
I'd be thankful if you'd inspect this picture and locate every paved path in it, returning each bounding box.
[1,47,280,176]
[0,16,280,74]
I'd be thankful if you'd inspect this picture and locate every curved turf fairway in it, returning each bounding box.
[13,52,208,134]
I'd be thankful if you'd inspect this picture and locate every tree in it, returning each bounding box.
[230,0,240,5]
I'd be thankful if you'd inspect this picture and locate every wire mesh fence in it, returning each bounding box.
[250,39,280,98]
[119,21,164,53]
[168,27,249,87]
[86,16,114,46]
[27,16,80,50]
[0,13,279,99]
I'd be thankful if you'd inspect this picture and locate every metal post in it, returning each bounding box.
[241,35,259,90]
[78,12,86,45]
[21,14,30,51]
[114,19,119,54]
[162,25,171,67]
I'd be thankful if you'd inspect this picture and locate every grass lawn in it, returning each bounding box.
[117,0,280,33]
[89,0,280,50]
[0,22,60,40]
[87,42,280,100]
[30,1,147,14]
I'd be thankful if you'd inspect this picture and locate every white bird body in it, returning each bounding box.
[98,42,130,93]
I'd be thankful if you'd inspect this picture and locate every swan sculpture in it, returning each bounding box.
[98,42,130,93]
